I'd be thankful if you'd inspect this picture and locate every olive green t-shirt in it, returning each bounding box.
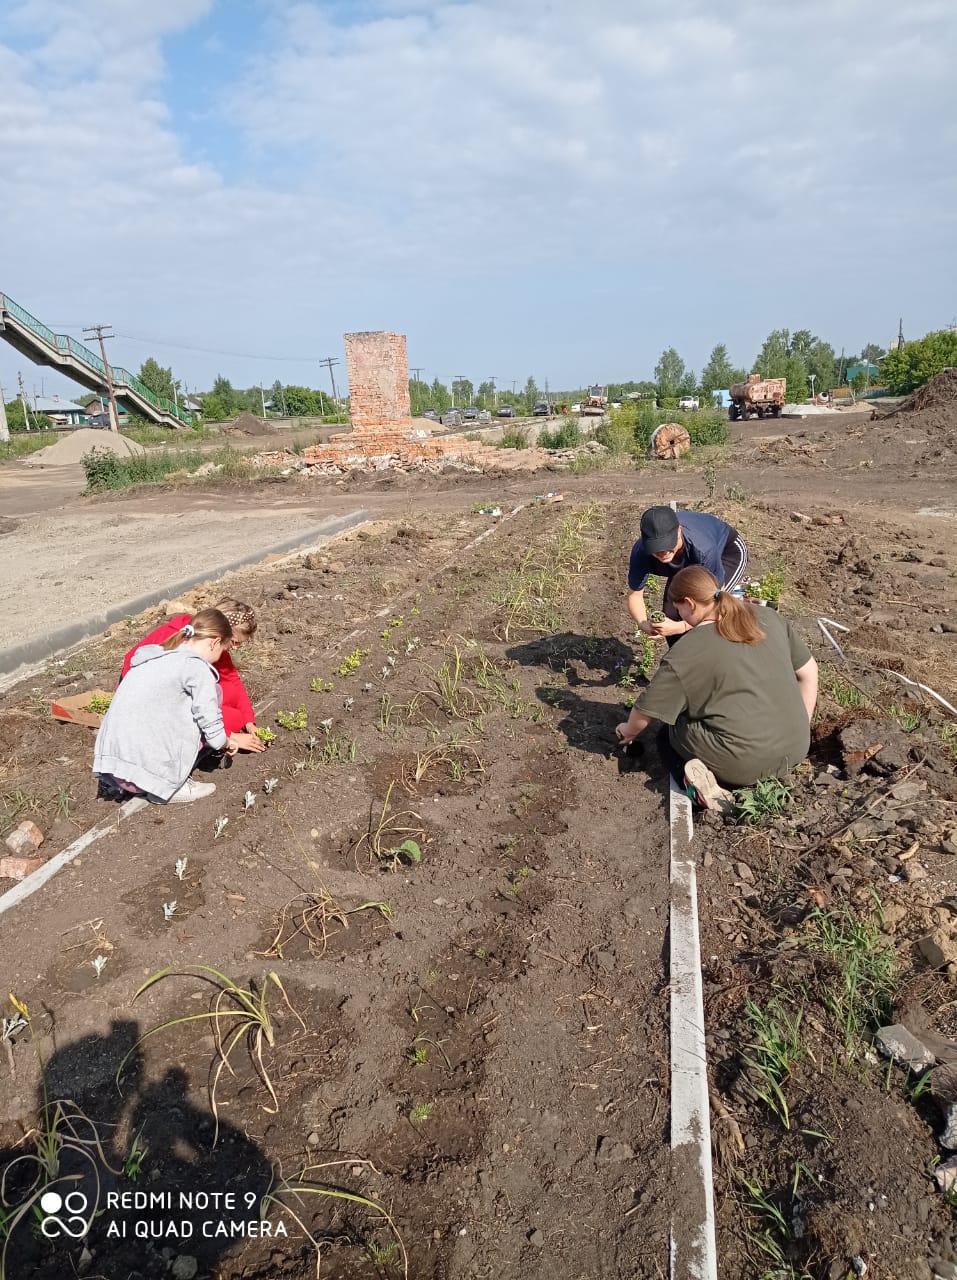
[636,607,812,787]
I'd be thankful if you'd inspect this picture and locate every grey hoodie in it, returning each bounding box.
[93,644,227,801]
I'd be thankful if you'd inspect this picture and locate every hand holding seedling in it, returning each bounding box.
[230,730,266,753]
[649,616,686,638]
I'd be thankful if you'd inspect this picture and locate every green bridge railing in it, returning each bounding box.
[0,292,193,425]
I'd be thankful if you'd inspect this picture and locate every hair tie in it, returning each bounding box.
[181,623,195,638]
[713,589,721,601]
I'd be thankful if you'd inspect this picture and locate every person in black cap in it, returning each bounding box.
[627,505,748,645]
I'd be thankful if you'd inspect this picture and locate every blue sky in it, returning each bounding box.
[1,0,955,406]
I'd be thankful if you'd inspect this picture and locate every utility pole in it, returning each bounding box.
[18,372,33,431]
[487,377,497,408]
[511,380,517,397]
[453,375,467,408]
[319,356,340,415]
[897,317,905,350]
[410,367,424,383]
[83,323,120,432]
[0,382,8,442]
[260,384,267,417]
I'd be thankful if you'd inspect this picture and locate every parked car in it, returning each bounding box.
[678,396,700,411]
[440,408,462,426]
[462,406,479,420]
[532,401,551,417]
[496,404,515,418]
[476,410,492,423]
[86,413,112,428]
[421,408,440,421]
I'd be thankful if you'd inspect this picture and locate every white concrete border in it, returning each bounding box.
[669,776,718,1280]
[0,797,147,917]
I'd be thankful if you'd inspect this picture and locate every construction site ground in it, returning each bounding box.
[1,399,957,1279]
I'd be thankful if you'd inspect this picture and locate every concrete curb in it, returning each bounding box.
[0,510,369,690]
[669,777,718,1280]
[0,797,148,918]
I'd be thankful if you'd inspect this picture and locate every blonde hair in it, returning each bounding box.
[215,597,257,638]
[162,608,232,651]
[670,567,766,645]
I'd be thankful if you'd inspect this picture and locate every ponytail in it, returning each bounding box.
[162,608,232,652]
[670,567,766,645]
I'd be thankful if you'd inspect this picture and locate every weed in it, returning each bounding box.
[430,642,484,719]
[890,703,921,733]
[411,1035,451,1071]
[54,786,73,821]
[939,723,957,762]
[804,906,896,1047]
[538,421,584,450]
[734,778,792,826]
[297,731,357,768]
[277,705,308,730]
[742,994,807,1129]
[498,427,530,449]
[408,1044,428,1065]
[368,1240,401,1266]
[335,648,369,677]
[738,1171,812,1278]
[119,966,305,1145]
[409,1104,431,1123]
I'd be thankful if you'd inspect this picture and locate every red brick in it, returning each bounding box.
[5,820,44,857]
[0,855,43,881]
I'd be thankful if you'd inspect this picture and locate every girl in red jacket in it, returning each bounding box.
[120,598,265,752]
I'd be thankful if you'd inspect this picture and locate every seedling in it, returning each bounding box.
[733,778,792,827]
[84,693,113,715]
[756,566,786,607]
[411,1035,452,1071]
[343,696,354,711]
[408,1044,429,1065]
[243,790,256,812]
[123,1130,148,1181]
[649,610,666,624]
[310,677,333,693]
[174,857,188,880]
[214,816,229,839]
[91,955,109,978]
[255,727,276,744]
[119,966,305,1145]
[277,705,308,730]
[263,778,278,795]
[162,901,177,922]
[742,994,807,1130]
[262,892,392,959]
[354,782,425,871]
[409,1102,431,1123]
[319,718,333,733]
[335,648,369,677]
[506,865,533,897]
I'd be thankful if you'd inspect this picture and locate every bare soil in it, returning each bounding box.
[1,397,957,1279]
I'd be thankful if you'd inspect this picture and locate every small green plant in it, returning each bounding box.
[755,566,786,606]
[277,705,308,730]
[890,703,921,733]
[742,994,807,1130]
[368,1240,402,1266]
[85,693,113,714]
[123,1130,148,1181]
[335,648,369,677]
[409,1104,431,1123]
[118,967,305,1144]
[498,426,530,449]
[633,631,656,679]
[649,610,666,624]
[354,783,425,871]
[739,1170,812,1277]
[734,778,792,826]
[255,726,276,743]
[506,865,532,897]
[408,1044,429,1065]
[310,677,333,693]
[939,723,957,762]
[804,906,896,1047]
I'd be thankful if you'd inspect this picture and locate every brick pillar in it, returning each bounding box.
[344,331,410,428]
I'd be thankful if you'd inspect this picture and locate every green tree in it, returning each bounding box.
[700,344,738,395]
[475,379,495,410]
[138,357,178,402]
[784,353,809,402]
[452,377,474,407]
[3,399,52,431]
[654,348,686,400]
[860,342,886,365]
[881,330,957,395]
[806,340,836,392]
[752,330,789,378]
[789,329,814,362]
[409,377,431,417]
[283,385,320,416]
[430,377,450,413]
[520,376,539,414]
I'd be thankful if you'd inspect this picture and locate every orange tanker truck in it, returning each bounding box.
[728,374,786,421]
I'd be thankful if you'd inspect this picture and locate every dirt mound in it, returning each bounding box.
[222,411,271,435]
[893,367,957,416]
[25,429,146,467]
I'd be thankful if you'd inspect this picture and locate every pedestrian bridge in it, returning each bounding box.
[0,292,192,428]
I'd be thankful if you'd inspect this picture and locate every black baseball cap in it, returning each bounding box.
[640,506,679,554]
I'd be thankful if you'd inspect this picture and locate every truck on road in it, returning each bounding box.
[728,374,786,420]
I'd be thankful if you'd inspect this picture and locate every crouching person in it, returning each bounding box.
[94,609,239,805]
[616,566,818,811]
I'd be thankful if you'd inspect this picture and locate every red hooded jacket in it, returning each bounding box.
[119,614,255,736]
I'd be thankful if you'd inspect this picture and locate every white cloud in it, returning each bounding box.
[0,0,955,395]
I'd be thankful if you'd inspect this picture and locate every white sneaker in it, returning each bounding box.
[683,759,734,815]
[168,779,217,804]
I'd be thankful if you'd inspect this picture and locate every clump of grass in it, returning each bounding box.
[742,994,807,1130]
[538,421,583,450]
[498,426,530,449]
[738,1170,813,1278]
[118,966,305,1144]
[804,906,896,1047]
[733,777,792,826]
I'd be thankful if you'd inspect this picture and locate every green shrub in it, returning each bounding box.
[538,421,583,450]
[498,427,529,450]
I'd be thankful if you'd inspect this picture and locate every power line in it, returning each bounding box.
[319,356,340,407]
[53,326,319,364]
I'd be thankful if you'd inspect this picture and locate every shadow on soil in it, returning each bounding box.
[0,1019,272,1278]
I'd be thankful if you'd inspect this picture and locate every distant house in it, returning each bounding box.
[845,362,881,384]
[33,395,87,426]
[182,395,203,415]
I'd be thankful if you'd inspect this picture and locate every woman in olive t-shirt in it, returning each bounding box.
[615,566,818,788]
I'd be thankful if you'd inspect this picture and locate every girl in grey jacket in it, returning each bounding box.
[94,609,237,804]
